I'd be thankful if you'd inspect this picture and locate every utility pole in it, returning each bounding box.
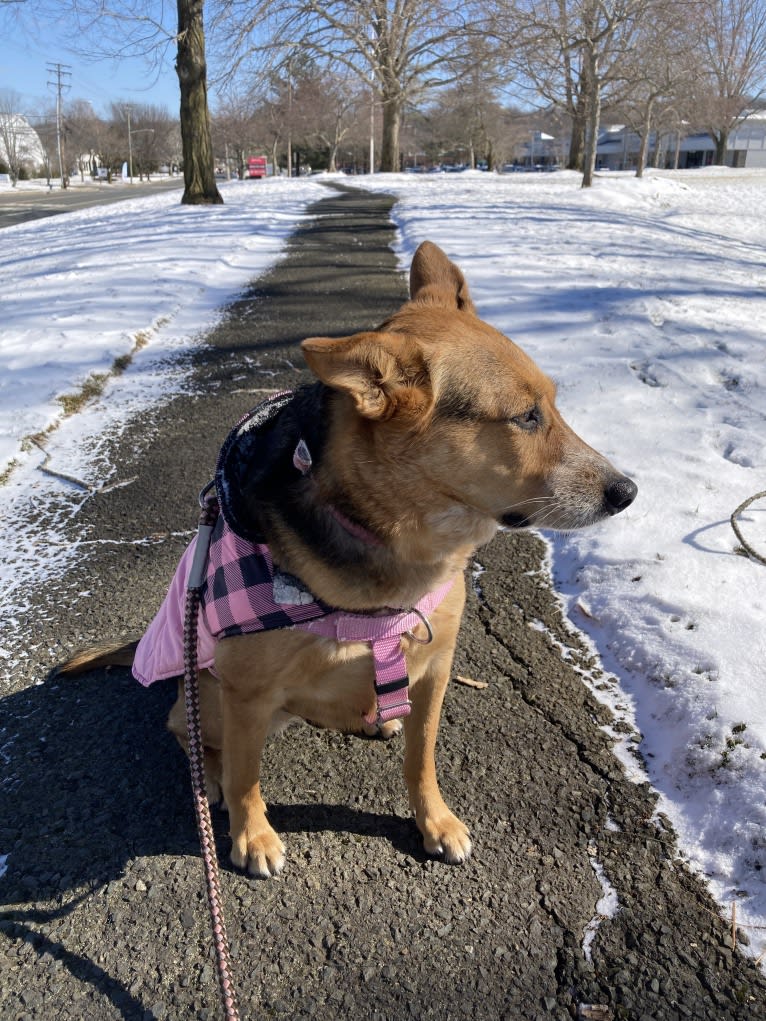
[369,89,375,174]
[46,62,71,189]
[123,105,134,183]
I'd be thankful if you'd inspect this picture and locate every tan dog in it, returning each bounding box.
[61,241,636,878]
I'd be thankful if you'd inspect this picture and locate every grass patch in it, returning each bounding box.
[0,458,20,486]
[2,324,161,487]
[57,372,110,416]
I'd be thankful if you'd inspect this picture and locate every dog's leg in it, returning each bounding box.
[403,665,472,864]
[167,675,225,805]
[220,678,286,878]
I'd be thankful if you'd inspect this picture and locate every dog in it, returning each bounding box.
[60,240,637,878]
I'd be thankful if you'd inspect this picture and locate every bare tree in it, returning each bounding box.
[420,81,512,169]
[302,72,364,172]
[177,0,222,201]
[90,111,125,180]
[64,99,102,180]
[614,5,699,176]
[29,0,221,202]
[212,93,261,178]
[212,0,475,171]
[111,101,178,180]
[427,40,507,169]
[490,1,660,185]
[691,0,766,163]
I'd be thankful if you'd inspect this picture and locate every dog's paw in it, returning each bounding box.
[417,809,472,864]
[205,777,223,807]
[362,717,404,739]
[230,826,286,878]
[378,718,404,739]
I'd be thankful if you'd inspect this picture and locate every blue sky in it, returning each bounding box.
[0,6,181,115]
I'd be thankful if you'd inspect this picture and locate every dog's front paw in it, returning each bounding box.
[362,717,404,739]
[230,825,286,878]
[415,807,472,864]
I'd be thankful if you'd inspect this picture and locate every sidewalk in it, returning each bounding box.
[1,185,765,1021]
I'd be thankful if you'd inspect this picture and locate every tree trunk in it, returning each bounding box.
[379,95,402,172]
[651,135,662,169]
[581,55,601,188]
[567,109,586,171]
[635,104,653,179]
[176,0,223,205]
[713,131,728,165]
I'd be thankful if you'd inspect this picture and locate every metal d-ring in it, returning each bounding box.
[404,606,434,645]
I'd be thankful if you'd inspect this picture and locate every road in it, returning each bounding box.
[1,184,765,1021]
[0,176,184,228]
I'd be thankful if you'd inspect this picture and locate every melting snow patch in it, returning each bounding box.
[471,559,486,601]
[582,856,620,963]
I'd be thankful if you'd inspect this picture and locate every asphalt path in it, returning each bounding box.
[0,177,184,228]
[2,185,765,1021]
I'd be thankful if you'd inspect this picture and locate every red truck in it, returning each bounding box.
[246,156,268,179]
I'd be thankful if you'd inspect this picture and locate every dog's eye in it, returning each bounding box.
[511,406,541,432]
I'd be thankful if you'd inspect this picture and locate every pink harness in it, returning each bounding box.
[134,505,453,724]
[133,392,455,724]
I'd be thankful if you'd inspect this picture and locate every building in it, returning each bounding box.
[595,112,766,171]
[0,114,46,180]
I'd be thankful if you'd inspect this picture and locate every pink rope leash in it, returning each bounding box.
[183,499,240,1021]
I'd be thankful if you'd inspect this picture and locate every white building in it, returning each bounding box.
[0,114,46,179]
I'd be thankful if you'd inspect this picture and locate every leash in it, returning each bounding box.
[731,490,766,566]
[183,492,240,1021]
[176,458,449,1020]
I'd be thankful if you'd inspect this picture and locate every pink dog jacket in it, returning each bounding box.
[132,391,455,724]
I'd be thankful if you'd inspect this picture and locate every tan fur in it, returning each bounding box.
[57,639,139,674]
[60,241,636,878]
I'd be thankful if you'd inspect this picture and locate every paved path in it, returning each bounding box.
[1,185,765,1021]
[0,177,183,228]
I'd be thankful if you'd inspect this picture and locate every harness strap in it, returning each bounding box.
[194,487,455,726]
[370,635,413,724]
[299,579,454,725]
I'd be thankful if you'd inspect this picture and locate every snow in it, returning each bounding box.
[0,177,327,474]
[583,857,621,964]
[1,167,765,961]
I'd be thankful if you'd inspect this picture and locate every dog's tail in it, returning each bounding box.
[57,639,140,677]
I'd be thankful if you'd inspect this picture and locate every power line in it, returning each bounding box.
[46,61,71,188]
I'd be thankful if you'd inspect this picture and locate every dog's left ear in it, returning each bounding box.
[301,332,432,421]
[409,240,476,314]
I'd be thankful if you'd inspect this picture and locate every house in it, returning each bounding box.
[0,114,46,179]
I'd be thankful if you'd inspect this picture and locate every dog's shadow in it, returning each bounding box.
[0,669,194,908]
[0,667,430,1017]
[0,667,425,913]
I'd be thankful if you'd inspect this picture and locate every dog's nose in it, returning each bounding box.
[604,476,638,515]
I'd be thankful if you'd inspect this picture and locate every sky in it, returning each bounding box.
[0,3,181,115]
[1,166,765,966]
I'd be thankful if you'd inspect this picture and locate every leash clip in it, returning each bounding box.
[198,479,216,509]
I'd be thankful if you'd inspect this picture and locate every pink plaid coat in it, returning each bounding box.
[132,514,454,725]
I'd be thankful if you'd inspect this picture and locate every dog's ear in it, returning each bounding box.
[409,241,476,314]
[301,332,432,421]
